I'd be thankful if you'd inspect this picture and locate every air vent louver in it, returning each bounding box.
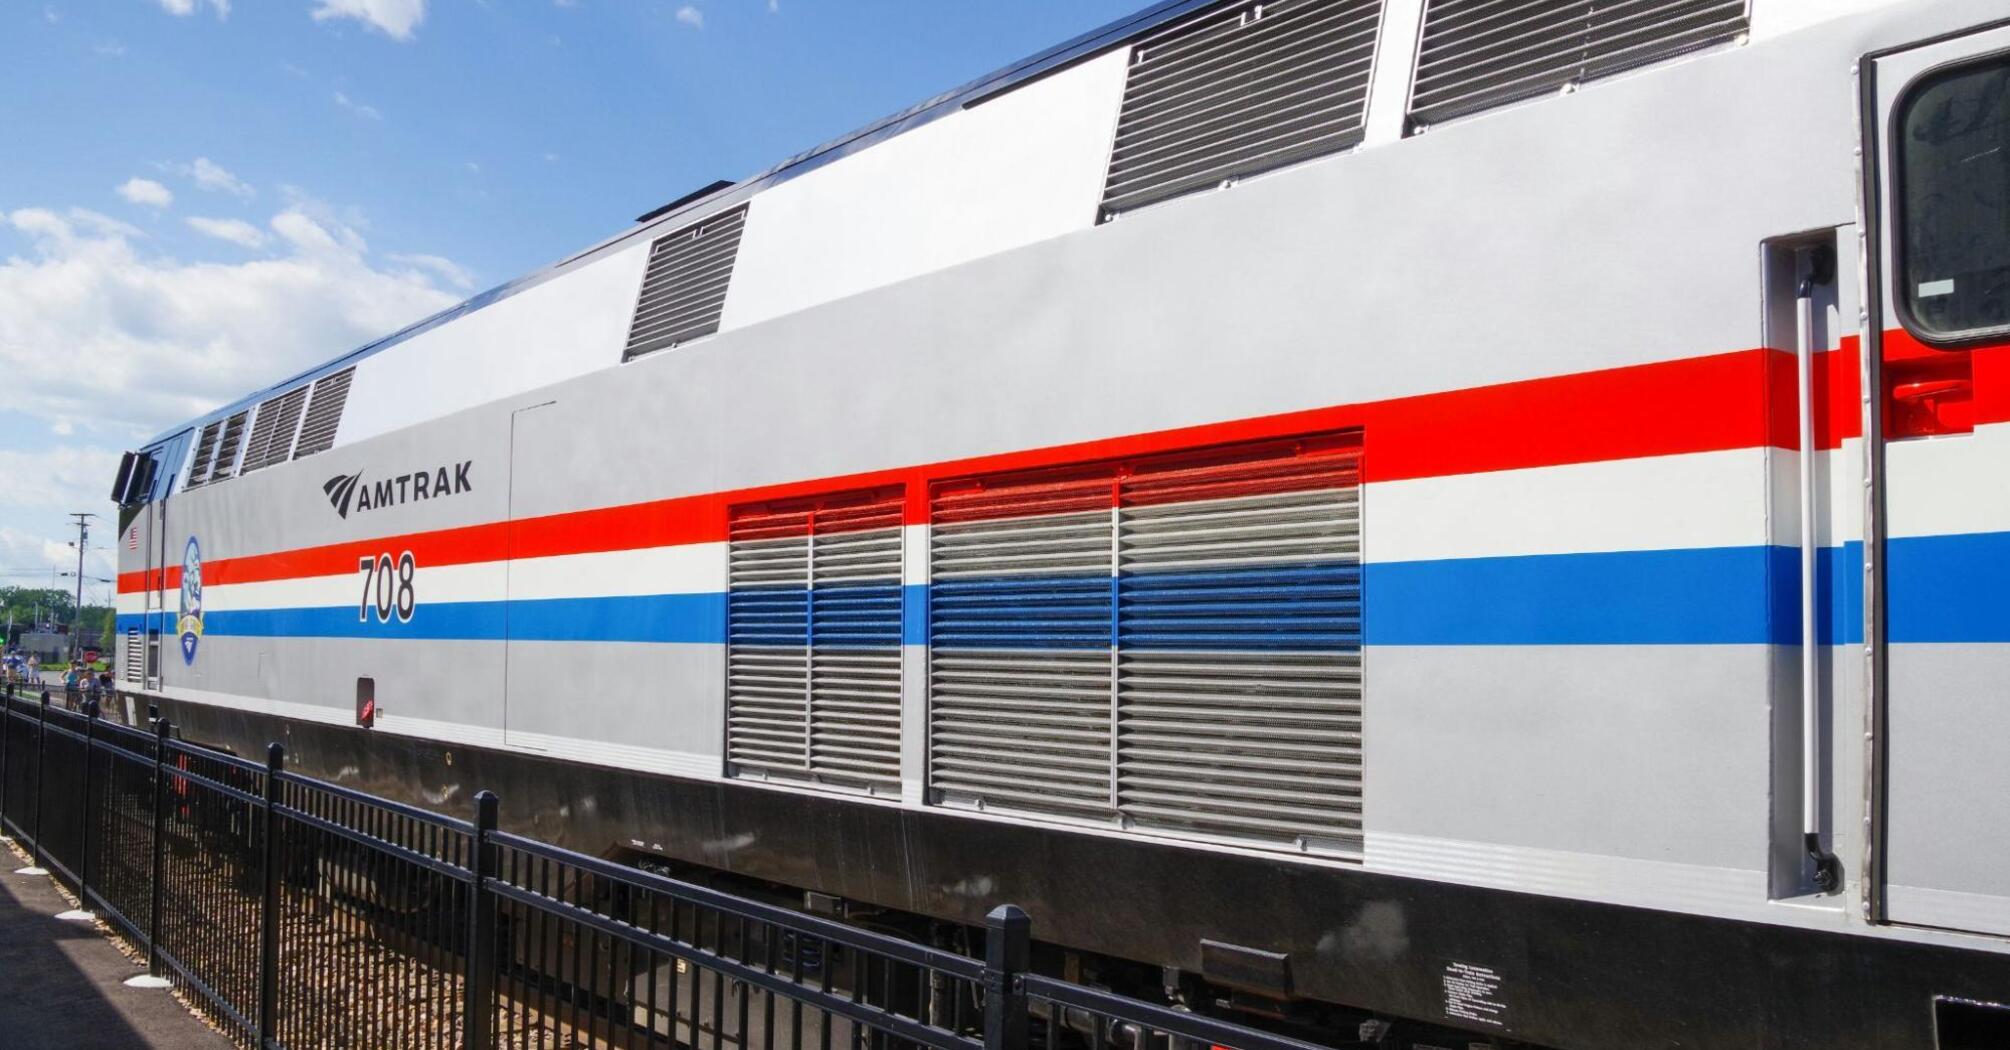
[184,421,222,489]
[125,627,142,683]
[239,386,309,474]
[726,486,905,792]
[927,434,1363,855]
[624,206,748,360]
[1409,0,1749,126]
[1099,0,1385,217]
[928,470,1117,818]
[292,368,355,460]
[211,410,249,481]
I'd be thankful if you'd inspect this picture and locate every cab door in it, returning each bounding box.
[129,430,192,692]
[1868,25,2010,936]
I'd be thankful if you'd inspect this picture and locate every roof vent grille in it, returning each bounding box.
[292,368,355,460]
[240,387,309,474]
[210,410,250,481]
[1099,0,1386,217]
[623,206,748,360]
[1409,0,1750,126]
[184,421,222,489]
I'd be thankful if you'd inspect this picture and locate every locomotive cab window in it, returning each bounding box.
[1897,55,2010,342]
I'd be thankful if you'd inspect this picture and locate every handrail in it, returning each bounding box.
[494,828,988,978]
[0,699,1332,1050]
[274,767,475,833]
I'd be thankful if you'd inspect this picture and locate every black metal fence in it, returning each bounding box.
[0,687,1336,1050]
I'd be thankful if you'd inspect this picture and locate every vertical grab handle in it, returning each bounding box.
[1796,248,1843,895]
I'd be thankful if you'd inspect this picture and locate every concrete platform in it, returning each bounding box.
[0,849,232,1050]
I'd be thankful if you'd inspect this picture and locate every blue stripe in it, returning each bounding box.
[1888,532,2010,643]
[113,534,2010,647]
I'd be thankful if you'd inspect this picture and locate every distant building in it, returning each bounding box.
[18,629,66,663]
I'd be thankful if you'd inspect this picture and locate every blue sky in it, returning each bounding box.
[0,0,1144,603]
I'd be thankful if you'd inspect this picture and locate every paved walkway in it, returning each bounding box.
[0,842,232,1050]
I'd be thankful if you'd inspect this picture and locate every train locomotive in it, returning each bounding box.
[110,0,2010,1046]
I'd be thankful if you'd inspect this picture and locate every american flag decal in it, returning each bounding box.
[128,527,138,551]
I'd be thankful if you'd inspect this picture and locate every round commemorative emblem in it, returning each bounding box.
[178,536,204,665]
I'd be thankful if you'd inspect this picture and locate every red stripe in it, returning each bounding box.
[116,346,1863,594]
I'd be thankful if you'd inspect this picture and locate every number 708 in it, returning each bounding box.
[358,552,417,623]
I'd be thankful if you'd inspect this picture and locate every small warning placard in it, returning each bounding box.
[1442,961,1507,1029]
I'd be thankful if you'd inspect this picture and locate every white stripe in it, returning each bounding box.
[1886,420,2010,539]
[503,543,723,601]
[195,544,727,613]
[1366,447,1771,563]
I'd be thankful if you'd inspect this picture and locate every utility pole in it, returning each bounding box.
[67,513,93,668]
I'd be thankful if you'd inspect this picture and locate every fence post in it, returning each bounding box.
[0,682,12,842]
[983,905,1030,1050]
[124,718,174,989]
[56,700,99,921]
[464,790,499,1050]
[18,690,51,876]
[256,743,285,1048]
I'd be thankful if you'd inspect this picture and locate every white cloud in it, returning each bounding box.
[311,0,426,41]
[332,91,382,120]
[0,204,459,443]
[155,0,229,18]
[675,4,702,28]
[67,209,142,239]
[0,448,123,516]
[185,216,266,249]
[767,0,777,12]
[168,157,253,198]
[0,523,118,582]
[389,253,474,291]
[115,178,173,208]
[43,6,59,23]
[94,40,127,57]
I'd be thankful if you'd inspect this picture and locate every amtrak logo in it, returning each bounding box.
[324,462,473,519]
[324,472,364,517]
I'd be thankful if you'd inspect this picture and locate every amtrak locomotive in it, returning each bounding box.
[109,0,2010,1046]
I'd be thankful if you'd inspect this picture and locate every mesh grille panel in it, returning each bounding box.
[292,368,354,459]
[726,487,904,791]
[184,421,222,489]
[1100,0,1385,216]
[624,206,747,360]
[926,435,1363,855]
[1409,0,1749,125]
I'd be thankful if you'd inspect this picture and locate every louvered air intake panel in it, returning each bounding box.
[1115,441,1363,851]
[624,206,748,360]
[929,470,1117,818]
[211,410,249,481]
[927,434,1363,856]
[124,628,142,683]
[1409,0,1750,126]
[239,386,309,474]
[292,368,354,460]
[184,421,222,489]
[726,487,904,792]
[1100,0,1385,217]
